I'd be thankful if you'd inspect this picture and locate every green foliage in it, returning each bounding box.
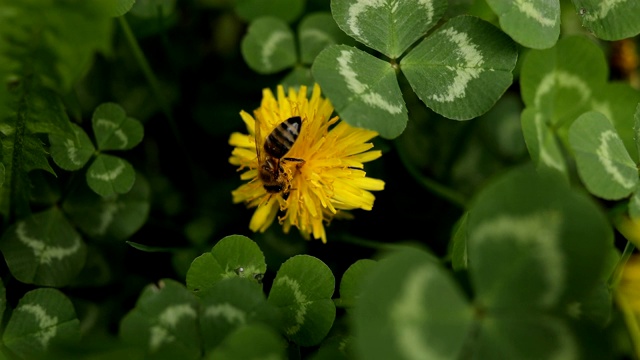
[0,0,639,359]
[569,111,638,200]
[3,288,80,359]
[267,255,336,346]
[401,15,518,120]
[312,44,408,138]
[354,248,472,360]
[486,0,560,49]
[520,36,640,177]
[572,0,640,40]
[241,17,297,74]
[236,0,305,23]
[0,207,87,286]
[331,0,447,59]
[119,279,201,359]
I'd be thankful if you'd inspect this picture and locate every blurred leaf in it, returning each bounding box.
[298,12,354,65]
[241,17,297,74]
[569,111,637,200]
[477,93,527,160]
[119,279,201,360]
[281,66,315,90]
[92,103,144,151]
[338,259,376,308]
[0,278,5,326]
[63,173,150,240]
[267,255,335,346]
[401,16,518,120]
[49,123,95,171]
[521,108,568,177]
[331,0,447,59]
[353,248,472,360]
[186,253,224,295]
[630,189,640,220]
[0,207,87,287]
[635,103,640,157]
[130,0,176,18]
[206,324,287,360]
[3,288,80,359]
[450,212,469,271]
[0,0,113,92]
[235,0,305,23]
[126,242,178,252]
[309,336,352,360]
[572,0,640,40]
[474,314,578,359]
[575,281,611,327]
[591,83,640,163]
[199,278,281,350]
[86,154,136,197]
[467,163,612,310]
[312,44,407,139]
[186,235,267,294]
[71,245,113,288]
[110,0,137,17]
[486,0,560,49]
[520,36,607,126]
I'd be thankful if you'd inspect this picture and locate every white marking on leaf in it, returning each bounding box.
[64,139,82,165]
[473,210,564,307]
[346,0,385,37]
[596,130,636,189]
[275,275,307,335]
[16,223,82,264]
[347,0,434,35]
[149,304,196,351]
[261,31,292,70]
[300,29,333,44]
[534,113,565,172]
[20,304,58,348]
[429,28,484,103]
[515,0,557,27]
[96,202,120,235]
[534,71,590,108]
[390,265,446,360]
[205,303,247,324]
[337,49,402,114]
[581,0,626,22]
[114,129,128,148]
[90,160,125,181]
[95,119,117,129]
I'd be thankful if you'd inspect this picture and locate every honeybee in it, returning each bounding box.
[257,116,304,194]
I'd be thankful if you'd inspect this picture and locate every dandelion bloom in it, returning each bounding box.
[228,84,385,243]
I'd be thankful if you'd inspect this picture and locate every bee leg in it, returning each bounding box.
[283,157,305,163]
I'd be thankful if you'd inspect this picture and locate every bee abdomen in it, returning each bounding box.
[264,116,301,158]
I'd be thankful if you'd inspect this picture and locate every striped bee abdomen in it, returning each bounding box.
[264,116,301,159]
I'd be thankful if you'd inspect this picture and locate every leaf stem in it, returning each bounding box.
[394,140,467,209]
[118,16,173,123]
[609,210,638,290]
[609,240,636,290]
[118,16,198,185]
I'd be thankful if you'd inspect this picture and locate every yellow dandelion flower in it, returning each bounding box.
[616,254,640,358]
[229,83,385,243]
